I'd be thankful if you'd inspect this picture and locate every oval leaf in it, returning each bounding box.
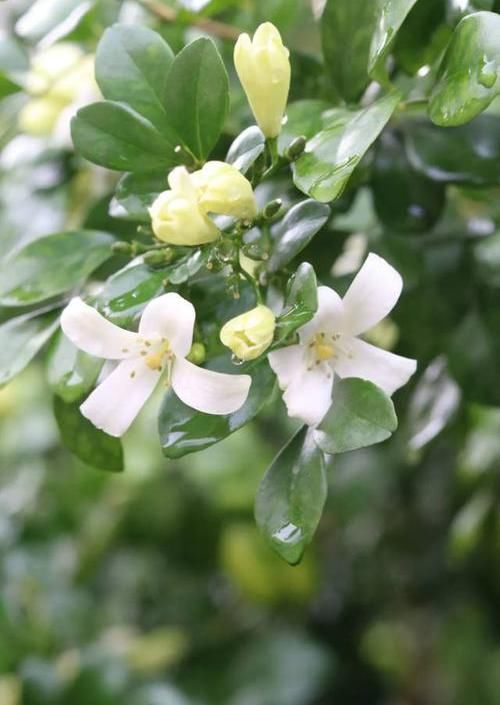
[268,200,330,272]
[226,126,265,174]
[110,171,167,222]
[47,330,103,403]
[274,262,318,345]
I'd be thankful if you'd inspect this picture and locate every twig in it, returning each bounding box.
[139,0,242,41]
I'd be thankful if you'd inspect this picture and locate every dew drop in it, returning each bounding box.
[272,522,304,546]
[478,59,497,89]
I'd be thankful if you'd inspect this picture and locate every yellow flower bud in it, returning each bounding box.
[192,161,257,220]
[220,305,275,361]
[234,22,291,138]
[18,98,63,136]
[149,167,220,246]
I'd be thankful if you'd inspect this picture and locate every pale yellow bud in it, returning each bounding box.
[220,305,275,361]
[192,161,257,220]
[27,44,86,102]
[18,97,63,136]
[234,22,291,138]
[149,167,220,246]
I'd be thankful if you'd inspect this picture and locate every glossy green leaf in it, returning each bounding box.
[268,200,330,272]
[369,0,419,76]
[255,427,327,565]
[314,378,398,454]
[373,129,445,232]
[278,100,331,152]
[164,38,229,160]
[226,126,265,174]
[159,359,275,458]
[95,24,176,136]
[293,92,401,203]
[15,0,95,43]
[165,249,209,285]
[429,11,500,126]
[71,101,178,172]
[0,230,114,307]
[47,330,103,403]
[404,115,500,185]
[274,262,318,345]
[0,309,60,387]
[394,0,448,75]
[53,396,124,472]
[110,171,167,222]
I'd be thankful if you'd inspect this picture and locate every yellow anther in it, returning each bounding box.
[313,333,335,362]
[144,340,171,371]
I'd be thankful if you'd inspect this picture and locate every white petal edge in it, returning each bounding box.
[281,363,334,428]
[268,344,306,389]
[139,293,195,358]
[341,253,403,336]
[335,337,417,396]
[80,358,161,437]
[171,357,251,415]
[61,297,141,359]
[298,286,345,342]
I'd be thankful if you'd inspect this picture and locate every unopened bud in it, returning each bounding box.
[286,135,307,161]
[112,241,133,255]
[144,248,174,266]
[262,199,283,221]
[187,342,206,365]
[220,305,275,361]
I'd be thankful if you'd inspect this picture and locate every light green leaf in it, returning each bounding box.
[314,378,398,454]
[110,171,167,222]
[47,330,103,403]
[53,396,124,472]
[226,126,265,174]
[0,309,60,387]
[274,262,318,345]
[268,200,330,272]
[164,37,229,160]
[429,11,500,126]
[293,91,401,202]
[255,427,327,565]
[0,230,114,307]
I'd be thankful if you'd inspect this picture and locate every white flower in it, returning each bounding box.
[60,293,252,437]
[268,253,417,427]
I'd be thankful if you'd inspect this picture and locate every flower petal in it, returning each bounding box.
[268,344,306,388]
[61,297,140,359]
[139,293,195,357]
[298,286,345,342]
[335,337,416,395]
[341,253,403,336]
[80,358,161,437]
[283,364,334,427]
[171,357,251,415]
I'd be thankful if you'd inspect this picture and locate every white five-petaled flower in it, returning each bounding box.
[60,293,252,437]
[268,253,417,427]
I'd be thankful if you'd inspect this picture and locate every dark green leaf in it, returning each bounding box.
[474,231,500,287]
[71,101,178,172]
[429,11,500,126]
[0,230,114,307]
[53,396,124,472]
[95,24,176,137]
[110,171,167,222]
[293,92,401,202]
[369,0,419,77]
[268,200,330,272]
[274,262,318,344]
[159,359,275,458]
[164,37,229,160]
[255,427,327,565]
[47,330,103,403]
[0,309,60,387]
[393,0,448,75]
[314,378,398,454]
[226,126,265,174]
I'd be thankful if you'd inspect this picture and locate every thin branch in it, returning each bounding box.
[139,0,242,41]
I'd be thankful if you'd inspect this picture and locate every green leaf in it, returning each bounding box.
[95,24,176,137]
[293,91,401,203]
[0,309,60,387]
[47,330,103,403]
[393,0,448,75]
[429,11,500,126]
[372,129,445,232]
[110,171,167,222]
[274,262,318,344]
[255,427,327,565]
[164,37,229,160]
[268,200,330,272]
[159,359,275,458]
[165,249,209,285]
[314,378,398,454]
[53,396,124,472]
[71,101,178,172]
[278,100,331,152]
[0,230,114,307]
[226,126,265,174]
[0,36,28,98]
[404,114,500,185]
[369,0,419,77]
[15,0,95,43]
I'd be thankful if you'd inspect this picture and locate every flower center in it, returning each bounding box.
[143,339,172,372]
[311,332,335,362]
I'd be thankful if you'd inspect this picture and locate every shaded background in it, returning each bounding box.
[1,0,500,703]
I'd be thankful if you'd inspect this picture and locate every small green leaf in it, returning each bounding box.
[429,11,500,126]
[0,309,60,387]
[164,37,229,160]
[274,263,318,345]
[71,101,178,172]
[226,126,265,174]
[53,396,124,472]
[293,91,401,203]
[0,230,114,307]
[47,330,103,403]
[95,24,176,137]
[314,378,398,454]
[255,427,327,565]
[369,0,419,77]
[268,200,330,273]
[159,359,275,458]
[110,171,167,222]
